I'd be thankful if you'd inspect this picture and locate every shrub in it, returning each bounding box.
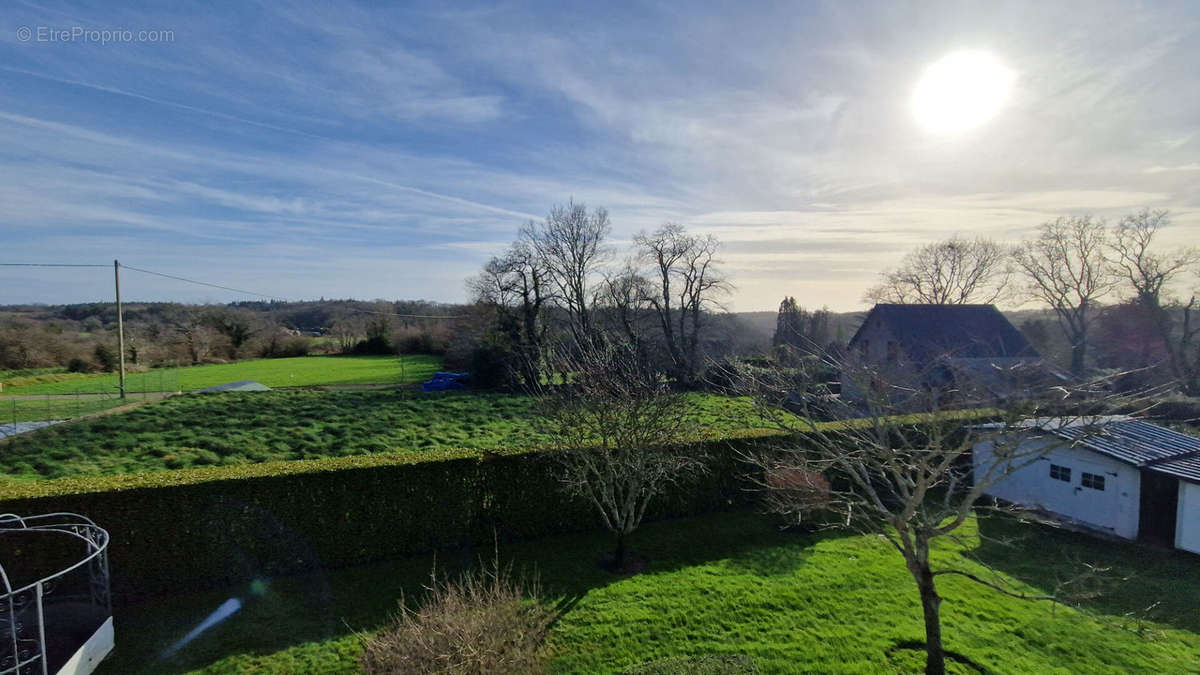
[353,335,394,356]
[394,327,448,356]
[360,560,555,675]
[66,357,93,373]
[93,344,117,372]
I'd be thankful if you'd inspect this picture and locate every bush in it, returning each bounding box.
[65,357,93,373]
[394,326,449,356]
[259,334,312,359]
[93,344,117,372]
[353,335,394,356]
[360,560,555,674]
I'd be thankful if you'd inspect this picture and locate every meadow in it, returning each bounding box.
[0,354,442,396]
[98,510,1200,674]
[0,391,774,479]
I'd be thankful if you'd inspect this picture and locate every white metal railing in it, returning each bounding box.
[1,513,111,675]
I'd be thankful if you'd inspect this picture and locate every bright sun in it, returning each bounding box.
[911,50,1015,135]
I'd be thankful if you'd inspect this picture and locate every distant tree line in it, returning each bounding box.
[0,298,460,372]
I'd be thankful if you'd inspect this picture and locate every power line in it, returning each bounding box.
[0,263,110,268]
[119,263,284,301]
[1,261,464,319]
[117,263,463,320]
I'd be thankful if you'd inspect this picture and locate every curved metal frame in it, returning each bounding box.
[0,513,111,675]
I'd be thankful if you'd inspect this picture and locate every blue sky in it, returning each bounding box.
[1,0,1197,310]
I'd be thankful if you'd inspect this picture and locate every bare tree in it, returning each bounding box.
[170,307,216,365]
[1111,210,1197,306]
[1109,209,1200,393]
[208,307,259,359]
[866,237,1011,305]
[469,239,550,389]
[635,223,730,386]
[329,314,364,354]
[597,260,654,352]
[745,359,1118,675]
[523,202,611,347]
[539,340,707,571]
[1013,216,1115,375]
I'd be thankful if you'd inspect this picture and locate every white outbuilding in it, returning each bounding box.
[973,417,1200,554]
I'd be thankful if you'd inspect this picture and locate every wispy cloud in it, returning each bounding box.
[1,1,1197,309]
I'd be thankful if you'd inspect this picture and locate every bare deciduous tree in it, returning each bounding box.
[523,201,611,347]
[745,360,1119,675]
[208,307,259,359]
[1013,216,1115,375]
[170,307,216,365]
[635,223,730,386]
[329,314,363,354]
[1110,209,1200,393]
[1111,209,1197,306]
[470,239,550,389]
[539,340,707,571]
[866,237,1011,305]
[598,260,654,353]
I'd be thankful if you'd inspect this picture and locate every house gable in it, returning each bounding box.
[847,304,1038,364]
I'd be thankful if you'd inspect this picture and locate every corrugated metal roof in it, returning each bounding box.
[1054,419,1200,483]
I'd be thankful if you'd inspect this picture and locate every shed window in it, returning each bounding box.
[1049,464,1071,482]
[1081,472,1106,491]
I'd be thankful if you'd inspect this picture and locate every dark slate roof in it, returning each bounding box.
[1053,418,1200,484]
[848,304,1039,362]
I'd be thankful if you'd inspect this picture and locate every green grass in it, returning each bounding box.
[98,510,1200,674]
[0,355,442,396]
[0,394,146,423]
[0,391,771,479]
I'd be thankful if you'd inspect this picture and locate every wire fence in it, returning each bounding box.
[1,369,181,437]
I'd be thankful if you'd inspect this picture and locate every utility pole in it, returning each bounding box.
[115,260,126,399]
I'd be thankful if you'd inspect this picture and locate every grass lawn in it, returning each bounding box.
[0,355,442,396]
[0,391,773,479]
[98,510,1200,674]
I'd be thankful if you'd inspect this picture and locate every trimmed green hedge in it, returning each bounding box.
[0,430,783,603]
[1,409,995,604]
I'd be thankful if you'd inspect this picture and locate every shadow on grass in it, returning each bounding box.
[973,513,1200,634]
[885,641,988,674]
[100,509,836,674]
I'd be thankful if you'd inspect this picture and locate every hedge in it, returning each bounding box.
[0,430,785,604]
[0,409,995,605]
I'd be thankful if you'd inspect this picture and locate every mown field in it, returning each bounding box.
[98,511,1200,674]
[0,391,774,479]
[0,355,442,396]
[0,394,148,423]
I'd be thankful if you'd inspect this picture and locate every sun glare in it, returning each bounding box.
[911,50,1015,135]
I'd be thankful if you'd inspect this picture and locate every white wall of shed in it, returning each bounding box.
[973,438,1141,539]
[1177,481,1200,555]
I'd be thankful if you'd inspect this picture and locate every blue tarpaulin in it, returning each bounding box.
[421,371,470,392]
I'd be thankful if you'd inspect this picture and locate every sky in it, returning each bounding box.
[1,0,1197,311]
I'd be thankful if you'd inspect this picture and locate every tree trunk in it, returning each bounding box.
[917,570,946,675]
[1069,339,1086,376]
[613,531,627,570]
